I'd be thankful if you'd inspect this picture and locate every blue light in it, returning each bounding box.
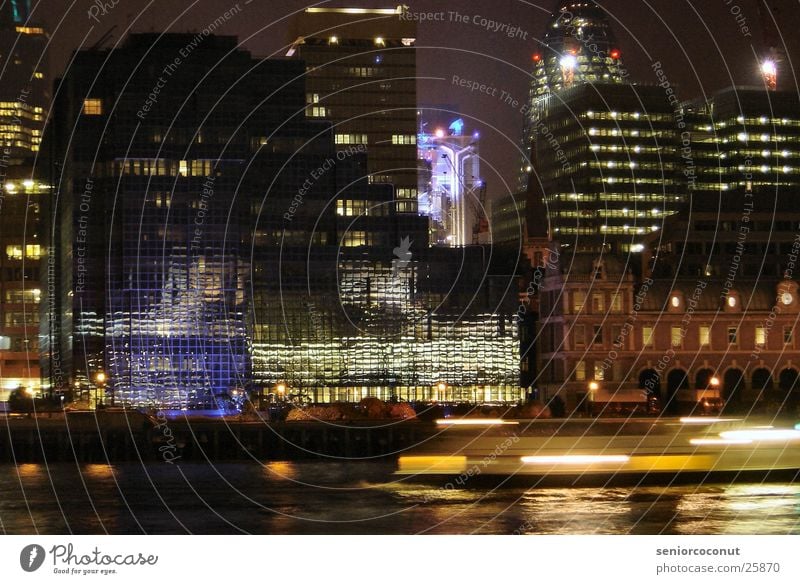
[449,118,464,136]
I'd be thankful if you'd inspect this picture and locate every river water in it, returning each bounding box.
[1,462,798,534]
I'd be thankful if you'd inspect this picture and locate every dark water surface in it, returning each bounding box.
[1,462,798,534]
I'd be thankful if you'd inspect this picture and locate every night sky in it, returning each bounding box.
[33,0,800,201]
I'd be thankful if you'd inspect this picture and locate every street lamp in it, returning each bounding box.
[95,372,106,408]
[587,381,599,417]
[709,376,720,388]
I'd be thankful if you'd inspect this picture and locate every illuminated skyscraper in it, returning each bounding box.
[529,83,683,254]
[682,87,800,201]
[0,0,48,160]
[520,0,626,189]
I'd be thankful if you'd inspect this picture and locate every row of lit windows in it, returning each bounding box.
[396,187,417,200]
[587,128,673,138]
[570,291,624,314]
[566,324,793,354]
[391,134,416,145]
[4,312,39,327]
[588,144,670,154]
[596,177,675,185]
[582,111,674,122]
[335,133,368,145]
[113,159,219,177]
[729,133,800,143]
[550,192,680,203]
[587,160,676,171]
[5,245,42,260]
[3,289,41,303]
[306,106,327,118]
[729,116,800,127]
[336,199,389,217]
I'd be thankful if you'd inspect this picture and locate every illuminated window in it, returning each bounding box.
[25,245,41,259]
[396,188,417,199]
[785,327,794,345]
[33,71,44,79]
[82,98,103,115]
[699,325,710,347]
[642,326,654,348]
[728,327,738,345]
[755,326,766,346]
[335,134,368,145]
[610,292,622,312]
[671,326,682,347]
[391,134,416,145]
[179,160,188,177]
[342,231,367,247]
[572,291,585,312]
[575,360,586,381]
[5,245,22,260]
[593,363,605,381]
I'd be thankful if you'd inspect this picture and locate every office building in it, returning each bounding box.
[44,32,523,408]
[0,168,46,400]
[537,190,800,415]
[0,1,48,161]
[682,87,800,201]
[520,0,626,189]
[529,83,683,254]
[287,6,419,213]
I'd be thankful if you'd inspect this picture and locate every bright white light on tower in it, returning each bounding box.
[761,60,777,76]
[560,54,577,70]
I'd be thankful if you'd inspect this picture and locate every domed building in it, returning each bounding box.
[519,0,627,189]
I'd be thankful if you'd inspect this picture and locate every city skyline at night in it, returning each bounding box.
[1,0,800,552]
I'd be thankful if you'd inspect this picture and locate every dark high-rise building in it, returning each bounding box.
[45,34,308,406]
[529,83,683,254]
[520,0,626,189]
[287,6,419,214]
[0,0,48,161]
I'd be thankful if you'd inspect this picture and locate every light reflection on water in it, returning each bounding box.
[0,462,797,535]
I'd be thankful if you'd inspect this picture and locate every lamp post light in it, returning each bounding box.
[275,382,286,403]
[95,372,106,409]
[587,381,599,416]
[436,381,447,402]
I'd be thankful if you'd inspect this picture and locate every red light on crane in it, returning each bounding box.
[533,53,542,62]
[610,49,621,59]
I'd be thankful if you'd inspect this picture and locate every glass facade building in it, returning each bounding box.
[520,0,626,189]
[529,83,683,253]
[44,33,524,408]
